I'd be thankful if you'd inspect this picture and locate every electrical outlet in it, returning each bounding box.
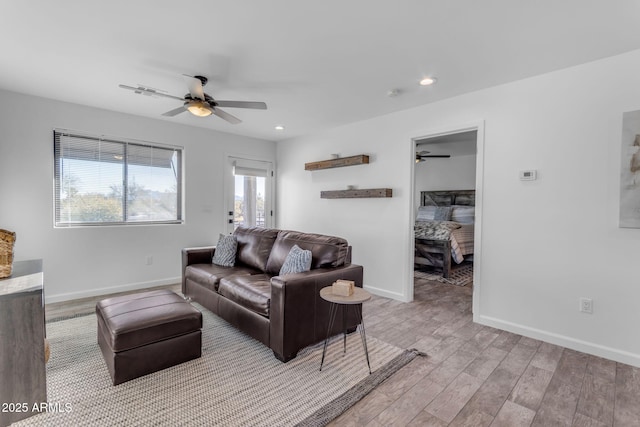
[145,255,153,266]
[579,298,593,314]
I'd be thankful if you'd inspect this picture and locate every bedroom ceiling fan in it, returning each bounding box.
[118,75,267,124]
[416,151,451,163]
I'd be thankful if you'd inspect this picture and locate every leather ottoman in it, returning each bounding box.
[96,289,202,385]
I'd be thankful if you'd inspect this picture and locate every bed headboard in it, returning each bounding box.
[420,190,475,207]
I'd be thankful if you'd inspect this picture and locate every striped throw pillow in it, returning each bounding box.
[212,234,237,267]
[279,245,312,276]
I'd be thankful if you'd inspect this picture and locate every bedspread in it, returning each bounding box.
[450,224,474,263]
[416,221,474,264]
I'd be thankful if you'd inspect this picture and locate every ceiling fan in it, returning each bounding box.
[119,75,267,124]
[416,150,451,163]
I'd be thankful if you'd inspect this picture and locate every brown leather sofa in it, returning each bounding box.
[182,226,364,362]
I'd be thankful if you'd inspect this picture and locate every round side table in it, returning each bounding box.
[319,286,372,374]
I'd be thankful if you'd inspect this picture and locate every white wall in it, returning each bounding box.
[414,154,477,211]
[276,49,640,367]
[0,90,275,302]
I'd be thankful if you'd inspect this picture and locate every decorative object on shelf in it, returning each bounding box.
[320,188,392,199]
[305,154,369,171]
[0,229,16,278]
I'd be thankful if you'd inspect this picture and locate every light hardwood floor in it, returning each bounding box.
[45,278,640,426]
[330,277,640,427]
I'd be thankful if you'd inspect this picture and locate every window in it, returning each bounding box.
[53,130,183,227]
[227,157,273,232]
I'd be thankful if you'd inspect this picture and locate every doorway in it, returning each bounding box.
[408,123,484,311]
[226,156,274,233]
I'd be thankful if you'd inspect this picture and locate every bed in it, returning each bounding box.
[414,190,475,278]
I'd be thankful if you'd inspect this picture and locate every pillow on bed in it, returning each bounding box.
[434,206,452,221]
[451,206,475,224]
[417,206,436,221]
[417,205,453,221]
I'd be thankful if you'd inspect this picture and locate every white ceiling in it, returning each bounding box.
[2,1,640,142]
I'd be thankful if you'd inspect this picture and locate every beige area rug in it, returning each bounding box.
[16,304,415,427]
[414,262,474,286]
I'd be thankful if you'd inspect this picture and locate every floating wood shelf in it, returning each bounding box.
[305,154,369,171]
[320,188,392,199]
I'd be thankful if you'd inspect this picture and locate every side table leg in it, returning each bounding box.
[354,304,371,374]
[342,305,347,355]
[320,302,339,371]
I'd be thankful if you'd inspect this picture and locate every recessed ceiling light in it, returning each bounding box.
[275,125,285,131]
[419,76,437,86]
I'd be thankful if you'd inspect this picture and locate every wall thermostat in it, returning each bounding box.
[519,170,537,181]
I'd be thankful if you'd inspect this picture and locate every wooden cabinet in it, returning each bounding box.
[0,260,46,427]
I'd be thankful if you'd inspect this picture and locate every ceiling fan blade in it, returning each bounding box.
[119,84,184,101]
[420,154,451,158]
[162,105,187,117]
[215,100,267,110]
[183,75,206,100]
[212,108,242,124]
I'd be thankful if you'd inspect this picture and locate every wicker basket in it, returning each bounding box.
[0,229,16,278]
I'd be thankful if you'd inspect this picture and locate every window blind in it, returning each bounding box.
[232,158,269,178]
[53,130,182,226]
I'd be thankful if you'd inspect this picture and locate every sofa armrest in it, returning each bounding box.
[269,263,364,361]
[181,246,215,293]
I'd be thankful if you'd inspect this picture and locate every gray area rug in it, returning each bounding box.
[16,304,415,426]
[414,262,474,286]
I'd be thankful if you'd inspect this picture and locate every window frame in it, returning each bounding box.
[53,129,184,228]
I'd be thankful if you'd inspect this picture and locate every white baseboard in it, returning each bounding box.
[364,284,409,302]
[45,277,181,304]
[476,314,640,368]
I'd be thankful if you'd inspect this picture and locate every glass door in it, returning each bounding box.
[226,156,274,233]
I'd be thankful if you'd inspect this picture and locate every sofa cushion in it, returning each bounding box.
[185,264,258,291]
[218,274,272,318]
[265,230,349,275]
[233,226,279,272]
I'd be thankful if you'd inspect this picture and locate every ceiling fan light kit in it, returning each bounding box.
[186,100,213,117]
[119,75,266,124]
